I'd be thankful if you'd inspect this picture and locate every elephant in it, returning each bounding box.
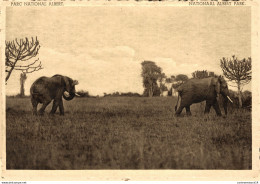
[30,74,80,115]
[175,76,233,116]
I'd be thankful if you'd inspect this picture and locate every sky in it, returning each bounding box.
[6,6,251,96]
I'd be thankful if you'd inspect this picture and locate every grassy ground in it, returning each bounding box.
[6,96,251,169]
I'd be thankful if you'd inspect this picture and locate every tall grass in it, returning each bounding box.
[6,97,251,169]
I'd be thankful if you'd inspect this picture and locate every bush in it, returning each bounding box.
[76,90,90,97]
[104,92,141,97]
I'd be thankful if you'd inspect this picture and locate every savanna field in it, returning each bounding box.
[6,96,251,169]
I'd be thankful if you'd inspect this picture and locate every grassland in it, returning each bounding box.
[6,96,251,169]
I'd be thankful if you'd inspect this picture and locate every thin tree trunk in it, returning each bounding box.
[6,58,19,82]
[6,66,15,82]
[20,73,27,97]
[149,88,153,97]
[237,81,242,108]
[148,82,153,97]
[20,82,25,97]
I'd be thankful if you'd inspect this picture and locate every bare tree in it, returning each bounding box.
[5,37,43,82]
[220,55,251,108]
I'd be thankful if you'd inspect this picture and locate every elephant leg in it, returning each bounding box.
[185,106,192,116]
[38,100,51,115]
[59,99,64,115]
[204,101,212,114]
[31,98,38,115]
[50,99,60,114]
[213,101,222,116]
[175,105,185,116]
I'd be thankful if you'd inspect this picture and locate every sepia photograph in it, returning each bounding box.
[1,0,259,180]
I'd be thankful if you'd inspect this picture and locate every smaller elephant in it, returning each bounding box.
[30,74,80,115]
[175,76,233,116]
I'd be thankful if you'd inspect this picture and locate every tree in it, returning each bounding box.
[141,61,162,97]
[172,74,189,89]
[192,70,205,78]
[208,72,216,77]
[175,74,188,83]
[192,70,208,79]
[192,70,217,79]
[5,37,43,82]
[220,55,251,108]
[76,90,90,98]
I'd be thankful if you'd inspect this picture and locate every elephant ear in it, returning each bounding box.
[72,80,79,86]
[212,77,220,94]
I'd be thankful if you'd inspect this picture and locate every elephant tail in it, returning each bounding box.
[175,93,180,111]
[30,85,42,98]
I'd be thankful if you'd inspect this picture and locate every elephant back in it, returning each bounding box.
[30,76,49,94]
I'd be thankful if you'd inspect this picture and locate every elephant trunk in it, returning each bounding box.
[63,91,75,101]
[223,96,228,115]
[175,93,180,111]
[221,92,233,115]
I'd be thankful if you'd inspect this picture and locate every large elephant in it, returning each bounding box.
[175,76,233,116]
[30,74,80,115]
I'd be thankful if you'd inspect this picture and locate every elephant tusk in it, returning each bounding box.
[75,93,81,97]
[227,96,233,103]
[64,91,70,98]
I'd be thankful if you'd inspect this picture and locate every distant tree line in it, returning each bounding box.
[104,92,142,97]
[192,70,217,79]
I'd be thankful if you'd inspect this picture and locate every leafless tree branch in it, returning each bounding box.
[5,37,42,82]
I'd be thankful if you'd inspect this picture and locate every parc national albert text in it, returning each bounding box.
[11,2,64,7]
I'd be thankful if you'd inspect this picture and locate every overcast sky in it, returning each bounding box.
[6,6,251,96]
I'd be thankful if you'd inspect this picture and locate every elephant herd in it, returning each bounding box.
[30,74,233,116]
